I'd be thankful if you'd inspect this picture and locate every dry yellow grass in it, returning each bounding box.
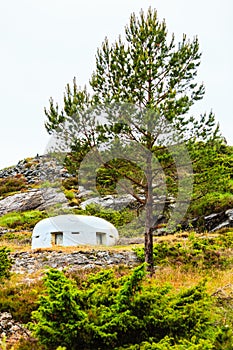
[153,265,233,296]
[2,229,233,298]
[0,240,31,252]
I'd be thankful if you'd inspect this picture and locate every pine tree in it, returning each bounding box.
[44,8,219,273]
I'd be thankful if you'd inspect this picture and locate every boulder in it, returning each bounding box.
[77,186,93,199]
[80,194,137,210]
[206,209,233,231]
[0,188,68,215]
[181,208,233,232]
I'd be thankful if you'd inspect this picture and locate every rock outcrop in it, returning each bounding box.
[80,194,138,210]
[0,312,30,343]
[0,188,68,215]
[181,208,233,233]
[11,249,139,274]
[204,209,233,231]
[0,155,70,184]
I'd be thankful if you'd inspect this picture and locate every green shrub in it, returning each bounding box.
[75,204,137,234]
[30,269,87,349]
[0,210,47,230]
[134,232,233,269]
[62,177,79,190]
[117,336,214,349]
[63,189,75,200]
[29,264,229,349]
[0,247,13,283]
[189,192,233,218]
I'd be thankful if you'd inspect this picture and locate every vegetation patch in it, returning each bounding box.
[134,231,233,270]
[0,275,44,324]
[0,247,13,283]
[27,265,233,349]
[0,231,32,247]
[0,176,27,199]
[75,204,138,236]
[0,210,48,230]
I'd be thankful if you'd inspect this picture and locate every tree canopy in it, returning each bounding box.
[44,8,221,272]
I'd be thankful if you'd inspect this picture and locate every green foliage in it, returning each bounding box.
[62,177,79,190]
[63,189,75,200]
[62,177,80,205]
[30,264,230,349]
[188,142,233,217]
[30,269,87,349]
[0,210,48,230]
[134,232,233,269]
[13,338,46,350]
[0,247,13,283]
[42,7,226,271]
[95,159,145,196]
[0,335,7,350]
[75,204,137,235]
[117,336,215,349]
[189,192,233,218]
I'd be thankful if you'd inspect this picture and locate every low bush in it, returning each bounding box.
[62,177,79,190]
[0,247,13,283]
[0,210,47,230]
[134,232,233,270]
[29,264,232,349]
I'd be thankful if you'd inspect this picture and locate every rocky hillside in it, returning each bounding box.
[0,156,138,215]
[0,156,233,349]
[0,155,233,235]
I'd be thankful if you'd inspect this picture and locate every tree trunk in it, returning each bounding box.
[145,151,154,275]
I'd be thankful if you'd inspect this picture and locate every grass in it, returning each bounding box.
[154,265,233,293]
[0,231,31,252]
[134,229,233,270]
[0,210,47,230]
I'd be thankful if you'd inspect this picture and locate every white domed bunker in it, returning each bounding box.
[32,214,119,249]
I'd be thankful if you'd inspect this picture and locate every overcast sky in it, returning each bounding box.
[0,0,232,169]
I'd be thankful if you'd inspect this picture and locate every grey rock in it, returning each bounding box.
[0,155,71,184]
[0,312,30,342]
[0,187,68,215]
[11,249,139,274]
[182,208,233,232]
[206,209,233,232]
[226,209,233,221]
[80,194,136,210]
[77,186,93,199]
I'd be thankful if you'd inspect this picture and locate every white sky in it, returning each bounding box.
[0,0,232,169]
